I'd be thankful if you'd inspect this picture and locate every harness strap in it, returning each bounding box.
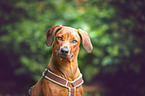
[43,68,84,96]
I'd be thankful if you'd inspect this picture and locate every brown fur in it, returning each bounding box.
[30,25,93,96]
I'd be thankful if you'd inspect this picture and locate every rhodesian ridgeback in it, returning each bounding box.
[28,25,93,96]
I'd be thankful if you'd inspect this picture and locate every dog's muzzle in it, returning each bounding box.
[55,48,73,59]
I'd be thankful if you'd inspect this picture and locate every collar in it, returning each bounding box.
[43,68,84,96]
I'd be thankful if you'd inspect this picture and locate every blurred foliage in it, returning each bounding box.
[0,0,145,96]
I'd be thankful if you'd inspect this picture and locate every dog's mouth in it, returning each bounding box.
[58,53,73,60]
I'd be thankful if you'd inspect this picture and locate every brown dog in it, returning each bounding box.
[28,25,93,96]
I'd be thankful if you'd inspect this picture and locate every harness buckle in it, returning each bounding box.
[69,91,75,93]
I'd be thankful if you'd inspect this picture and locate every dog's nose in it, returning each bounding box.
[61,48,69,54]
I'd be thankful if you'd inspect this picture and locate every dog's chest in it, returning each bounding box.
[42,79,83,96]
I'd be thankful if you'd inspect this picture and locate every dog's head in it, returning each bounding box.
[46,25,93,60]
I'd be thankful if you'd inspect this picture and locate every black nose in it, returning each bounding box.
[61,48,69,54]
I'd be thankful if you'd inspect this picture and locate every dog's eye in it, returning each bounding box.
[57,37,63,41]
[57,37,62,40]
[72,40,77,43]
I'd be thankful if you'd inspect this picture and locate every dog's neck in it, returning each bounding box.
[47,54,80,81]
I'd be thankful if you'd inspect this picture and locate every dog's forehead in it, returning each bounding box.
[56,26,79,37]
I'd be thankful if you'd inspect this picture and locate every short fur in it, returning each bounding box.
[29,25,93,96]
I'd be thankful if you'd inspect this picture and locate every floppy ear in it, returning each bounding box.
[46,25,62,46]
[78,29,93,53]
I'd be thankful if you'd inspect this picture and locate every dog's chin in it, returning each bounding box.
[57,53,73,60]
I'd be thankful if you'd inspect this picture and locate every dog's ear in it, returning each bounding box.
[46,25,62,46]
[78,29,93,53]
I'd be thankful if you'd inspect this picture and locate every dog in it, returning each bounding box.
[27,25,93,96]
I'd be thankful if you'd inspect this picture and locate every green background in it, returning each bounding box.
[0,0,145,96]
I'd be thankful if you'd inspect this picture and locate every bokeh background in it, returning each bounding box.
[0,0,145,96]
